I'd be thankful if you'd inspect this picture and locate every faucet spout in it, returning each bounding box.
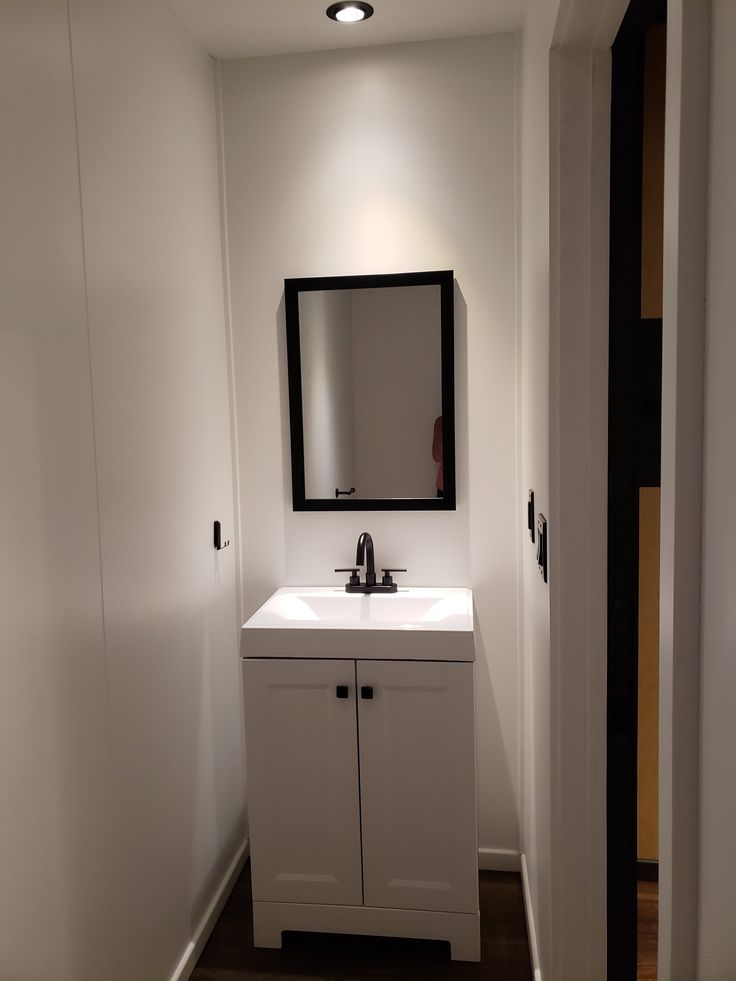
[356,532,376,586]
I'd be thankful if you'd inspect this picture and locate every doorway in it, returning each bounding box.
[607,1,666,978]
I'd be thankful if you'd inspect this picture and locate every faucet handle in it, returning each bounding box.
[335,567,361,587]
[380,568,406,587]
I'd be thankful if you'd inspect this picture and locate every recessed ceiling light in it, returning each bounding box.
[326,2,374,24]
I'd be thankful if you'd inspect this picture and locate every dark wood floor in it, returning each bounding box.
[637,880,658,980]
[193,862,533,980]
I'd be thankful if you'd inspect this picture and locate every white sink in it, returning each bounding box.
[241,587,475,661]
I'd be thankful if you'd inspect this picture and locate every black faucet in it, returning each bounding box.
[335,532,406,593]
[356,532,376,586]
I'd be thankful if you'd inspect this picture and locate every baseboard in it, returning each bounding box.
[478,847,521,872]
[170,837,250,981]
[521,853,543,981]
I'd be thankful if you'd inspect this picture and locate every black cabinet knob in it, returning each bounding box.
[360,685,374,700]
[336,685,349,699]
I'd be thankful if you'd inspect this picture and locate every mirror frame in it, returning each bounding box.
[284,270,456,511]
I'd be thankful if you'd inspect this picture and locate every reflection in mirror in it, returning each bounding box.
[285,271,455,511]
[299,285,441,500]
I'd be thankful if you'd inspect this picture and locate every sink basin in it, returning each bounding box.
[241,587,475,661]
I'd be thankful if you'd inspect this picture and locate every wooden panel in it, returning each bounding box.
[641,24,666,319]
[357,661,478,914]
[637,879,659,980]
[243,659,363,905]
[638,487,660,860]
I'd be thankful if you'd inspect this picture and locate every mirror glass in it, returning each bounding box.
[285,271,455,511]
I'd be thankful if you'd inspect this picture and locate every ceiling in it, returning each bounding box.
[164,0,527,59]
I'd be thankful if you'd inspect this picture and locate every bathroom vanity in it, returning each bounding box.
[240,586,480,961]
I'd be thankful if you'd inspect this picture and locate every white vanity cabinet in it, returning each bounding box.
[242,649,480,961]
[243,658,363,907]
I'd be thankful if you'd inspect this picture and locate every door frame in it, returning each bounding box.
[547,0,709,977]
[607,5,666,975]
[657,3,709,975]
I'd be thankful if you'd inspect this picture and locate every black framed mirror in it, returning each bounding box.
[285,270,455,511]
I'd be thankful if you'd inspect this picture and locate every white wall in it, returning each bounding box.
[0,4,116,977]
[221,34,521,858]
[697,2,736,974]
[0,2,246,978]
[351,286,441,499]
[300,290,356,498]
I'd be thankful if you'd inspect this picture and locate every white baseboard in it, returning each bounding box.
[520,852,543,981]
[477,847,521,872]
[170,837,250,981]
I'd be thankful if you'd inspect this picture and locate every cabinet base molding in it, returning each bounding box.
[253,900,481,962]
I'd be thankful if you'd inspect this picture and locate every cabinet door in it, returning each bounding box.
[357,660,478,913]
[243,658,362,905]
